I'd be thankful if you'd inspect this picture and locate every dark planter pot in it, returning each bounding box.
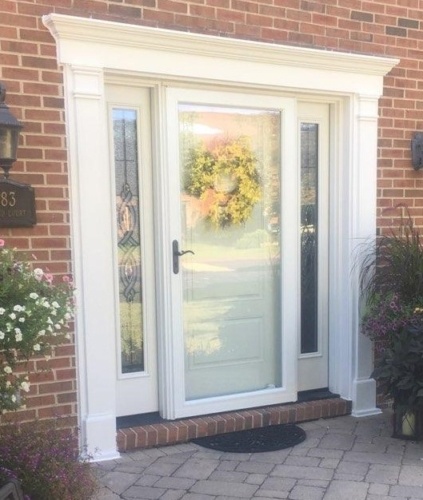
[392,404,423,440]
[0,479,24,500]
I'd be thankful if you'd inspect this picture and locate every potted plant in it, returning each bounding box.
[359,210,423,439]
[371,320,423,438]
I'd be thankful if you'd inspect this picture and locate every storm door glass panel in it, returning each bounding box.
[113,109,144,374]
[179,103,281,400]
[300,123,318,354]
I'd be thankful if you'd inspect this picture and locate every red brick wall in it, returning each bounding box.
[1,0,423,421]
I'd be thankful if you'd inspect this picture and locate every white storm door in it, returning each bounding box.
[166,88,298,418]
[107,84,158,417]
[298,102,330,392]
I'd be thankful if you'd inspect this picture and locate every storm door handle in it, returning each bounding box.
[172,240,194,274]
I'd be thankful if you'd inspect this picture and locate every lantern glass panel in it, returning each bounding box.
[0,126,19,164]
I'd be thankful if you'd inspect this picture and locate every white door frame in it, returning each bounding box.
[44,13,398,461]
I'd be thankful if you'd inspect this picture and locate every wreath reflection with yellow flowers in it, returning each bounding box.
[183,137,262,228]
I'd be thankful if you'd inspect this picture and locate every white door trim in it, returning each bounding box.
[44,13,398,460]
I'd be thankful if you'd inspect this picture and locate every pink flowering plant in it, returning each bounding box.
[0,239,74,412]
[361,293,422,352]
[0,419,98,499]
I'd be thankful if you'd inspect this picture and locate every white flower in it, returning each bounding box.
[47,317,53,325]
[29,292,38,300]
[4,366,12,374]
[15,330,23,342]
[33,344,41,351]
[64,313,72,321]
[11,394,16,403]
[55,324,61,330]
[47,325,53,333]
[20,381,30,392]
[52,301,60,309]
[43,301,50,308]
[13,305,24,312]
[38,330,46,336]
[9,313,16,320]
[18,317,25,323]
[0,331,4,340]
[0,308,5,315]
[33,268,44,281]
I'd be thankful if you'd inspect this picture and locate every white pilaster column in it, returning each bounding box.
[65,66,120,460]
[350,95,381,417]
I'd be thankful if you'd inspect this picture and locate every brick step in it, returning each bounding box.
[117,397,351,451]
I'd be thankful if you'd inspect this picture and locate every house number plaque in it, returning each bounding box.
[0,178,36,227]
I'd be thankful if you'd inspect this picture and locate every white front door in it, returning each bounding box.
[107,84,158,417]
[166,88,298,418]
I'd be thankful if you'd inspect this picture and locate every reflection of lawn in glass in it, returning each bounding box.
[119,301,144,372]
[187,240,279,263]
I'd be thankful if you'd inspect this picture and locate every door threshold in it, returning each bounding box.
[117,412,164,430]
[297,388,339,402]
[117,396,351,451]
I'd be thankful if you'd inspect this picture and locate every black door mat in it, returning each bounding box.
[192,424,306,453]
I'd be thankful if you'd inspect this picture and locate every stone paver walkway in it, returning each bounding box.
[94,410,423,500]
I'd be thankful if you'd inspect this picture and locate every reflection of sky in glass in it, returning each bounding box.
[180,123,222,135]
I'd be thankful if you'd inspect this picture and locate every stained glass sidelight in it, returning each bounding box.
[112,109,144,374]
[300,122,318,354]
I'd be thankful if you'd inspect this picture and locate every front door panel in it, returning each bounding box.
[167,88,297,418]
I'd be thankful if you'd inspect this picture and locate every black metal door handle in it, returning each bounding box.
[172,240,194,274]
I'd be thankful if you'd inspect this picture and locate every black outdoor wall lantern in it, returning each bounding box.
[0,82,23,179]
[0,82,36,227]
[411,132,423,171]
